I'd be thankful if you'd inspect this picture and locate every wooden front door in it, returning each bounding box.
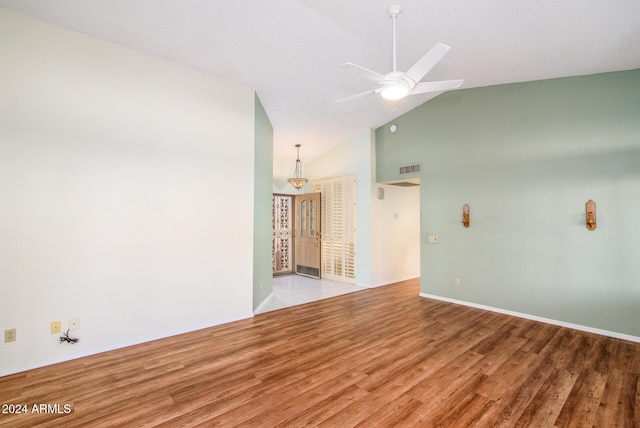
[294,192,321,278]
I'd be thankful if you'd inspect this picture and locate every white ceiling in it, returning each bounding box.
[2,1,640,177]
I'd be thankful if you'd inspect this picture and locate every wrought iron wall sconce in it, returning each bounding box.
[585,199,596,231]
[462,204,470,228]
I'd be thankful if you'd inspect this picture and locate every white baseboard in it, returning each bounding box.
[0,313,254,377]
[360,275,420,288]
[420,293,640,343]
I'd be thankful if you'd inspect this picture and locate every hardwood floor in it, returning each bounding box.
[1,278,638,427]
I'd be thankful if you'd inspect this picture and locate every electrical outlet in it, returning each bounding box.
[455,278,461,287]
[4,328,16,343]
[69,317,80,331]
[51,320,61,334]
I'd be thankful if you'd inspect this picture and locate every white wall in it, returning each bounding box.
[304,130,372,285]
[0,8,255,375]
[370,183,420,287]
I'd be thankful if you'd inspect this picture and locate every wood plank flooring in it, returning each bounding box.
[1,278,638,427]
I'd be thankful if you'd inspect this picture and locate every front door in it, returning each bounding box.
[294,192,321,278]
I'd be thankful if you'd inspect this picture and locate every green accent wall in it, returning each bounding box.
[375,69,640,337]
[253,94,273,309]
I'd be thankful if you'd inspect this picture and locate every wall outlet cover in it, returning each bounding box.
[51,320,61,334]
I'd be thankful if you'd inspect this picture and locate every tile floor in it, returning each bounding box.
[254,274,368,314]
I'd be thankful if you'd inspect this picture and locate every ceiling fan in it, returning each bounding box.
[335,5,463,104]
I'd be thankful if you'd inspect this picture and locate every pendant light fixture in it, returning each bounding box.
[287,144,309,190]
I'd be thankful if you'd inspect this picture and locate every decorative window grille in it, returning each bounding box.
[272,195,293,274]
[314,176,356,283]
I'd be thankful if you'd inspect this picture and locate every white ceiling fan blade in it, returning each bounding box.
[334,88,379,103]
[342,62,387,82]
[411,79,464,95]
[405,43,451,83]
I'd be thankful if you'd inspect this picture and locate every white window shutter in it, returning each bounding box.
[316,175,356,283]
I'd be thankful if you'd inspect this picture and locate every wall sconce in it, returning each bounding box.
[462,204,470,228]
[586,199,596,231]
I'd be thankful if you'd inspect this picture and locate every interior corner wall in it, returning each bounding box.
[253,95,273,309]
[0,8,256,375]
[375,69,640,337]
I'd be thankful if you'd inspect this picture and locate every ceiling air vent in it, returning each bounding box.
[399,163,421,175]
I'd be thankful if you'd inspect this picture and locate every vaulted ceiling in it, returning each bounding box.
[2,1,639,178]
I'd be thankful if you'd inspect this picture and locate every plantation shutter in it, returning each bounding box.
[314,175,356,283]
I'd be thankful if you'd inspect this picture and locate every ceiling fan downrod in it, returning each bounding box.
[389,5,402,72]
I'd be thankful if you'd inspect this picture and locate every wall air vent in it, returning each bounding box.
[399,164,421,175]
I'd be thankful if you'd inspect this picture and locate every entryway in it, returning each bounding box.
[272,175,357,284]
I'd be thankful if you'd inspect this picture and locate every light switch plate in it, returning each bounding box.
[69,317,80,331]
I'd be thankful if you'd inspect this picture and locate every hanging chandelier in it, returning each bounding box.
[287,144,309,190]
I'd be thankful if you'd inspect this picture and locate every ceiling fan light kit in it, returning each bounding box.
[380,72,412,100]
[381,85,409,100]
[336,5,464,104]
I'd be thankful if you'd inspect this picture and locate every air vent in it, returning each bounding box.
[399,164,421,175]
[297,265,320,278]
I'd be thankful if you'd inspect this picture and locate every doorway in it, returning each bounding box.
[272,192,322,278]
[294,192,321,278]
[272,175,356,284]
